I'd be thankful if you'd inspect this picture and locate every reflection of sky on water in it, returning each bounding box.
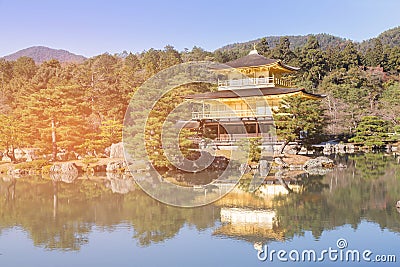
[1,221,399,267]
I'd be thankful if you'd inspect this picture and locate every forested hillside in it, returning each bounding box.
[360,26,400,51]
[219,26,400,52]
[1,27,400,164]
[217,33,348,53]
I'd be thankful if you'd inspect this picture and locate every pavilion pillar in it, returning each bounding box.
[217,121,220,140]
[256,121,259,136]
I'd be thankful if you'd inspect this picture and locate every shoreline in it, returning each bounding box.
[1,149,399,178]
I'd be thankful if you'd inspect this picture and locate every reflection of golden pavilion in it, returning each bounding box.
[186,49,324,141]
[257,183,301,196]
[213,184,297,242]
[214,207,285,242]
[215,183,302,208]
[221,207,275,227]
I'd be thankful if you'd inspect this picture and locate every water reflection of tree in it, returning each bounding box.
[1,155,399,251]
[350,153,390,180]
[0,176,219,250]
[0,178,93,250]
[300,174,330,193]
[123,191,219,247]
[325,156,400,233]
[273,176,330,240]
[274,154,400,241]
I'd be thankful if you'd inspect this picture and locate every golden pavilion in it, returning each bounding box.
[185,48,324,142]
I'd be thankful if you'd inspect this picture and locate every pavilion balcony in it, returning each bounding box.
[218,77,293,90]
[192,108,273,120]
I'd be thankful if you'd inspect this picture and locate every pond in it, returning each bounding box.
[0,154,400,266]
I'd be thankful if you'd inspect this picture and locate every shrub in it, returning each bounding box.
[15,159,50,170]
[81,156,99,166]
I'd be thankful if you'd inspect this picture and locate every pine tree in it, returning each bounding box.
[274,95,326,154]
[32,59,62,89]
[340,41,361,70]
[257,37,271,57]
[325,46,342,71]
[349,116,392,149]
[0,113,26,161]
[22,85,89,159]
[271,37,296,63]
[298,35,327,86]
[365,39,384,67]
[12,56,37,80]
[386,46,400,73]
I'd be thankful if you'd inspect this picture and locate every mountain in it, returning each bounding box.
[216,33,349,52]
[359,26,400,52]
[2,46,86,64]
[216,27,400,53]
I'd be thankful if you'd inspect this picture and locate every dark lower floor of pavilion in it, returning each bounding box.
[198,118,276,143]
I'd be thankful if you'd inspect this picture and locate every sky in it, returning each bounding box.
[0,0,400,58]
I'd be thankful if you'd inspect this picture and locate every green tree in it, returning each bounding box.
[0,113,26,161]
[364,68,384,110]
[298,35,328,86]
[0,59,13,103]
[257,37,271,57]
[125,52,141,71]
[349,116,392,149]
[161,45,182,68]
[386,46,400,73]
[5,57,37,107]
[125,82,212,169]
[73,53,122,120]
[12,56,37,80]
[144,84,203,169]
[249,137,261,162]
[271,37,296,63]
[213,50,233,63]
[23,85,89,159]
[141,46,182,78]
[320,67,382,133]
[32,59,62,89]
[379,82,400,123]
[325,45,342,71]
[98,119,123,147]
[340,41,361,70]
[78,119,123,155]
[182,46,213,62]
[274,95,325,154]
[365,39,385,67]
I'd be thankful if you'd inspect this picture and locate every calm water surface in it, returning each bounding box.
[1,154,400,266]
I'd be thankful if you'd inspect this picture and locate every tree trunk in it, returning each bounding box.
[10,146,16,163]
[277,176,294,194]
[51,117,57,161]
[278,140,289,155]
[6,146,16,163]
[52,181,58,219]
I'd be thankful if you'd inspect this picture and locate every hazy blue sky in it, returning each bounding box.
[1,0,400,57]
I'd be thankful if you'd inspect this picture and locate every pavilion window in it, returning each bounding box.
[256,101,267,115]
[245,123,257,134]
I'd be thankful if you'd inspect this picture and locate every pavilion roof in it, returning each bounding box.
[185,87,324,100]
[212,53,299,71]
